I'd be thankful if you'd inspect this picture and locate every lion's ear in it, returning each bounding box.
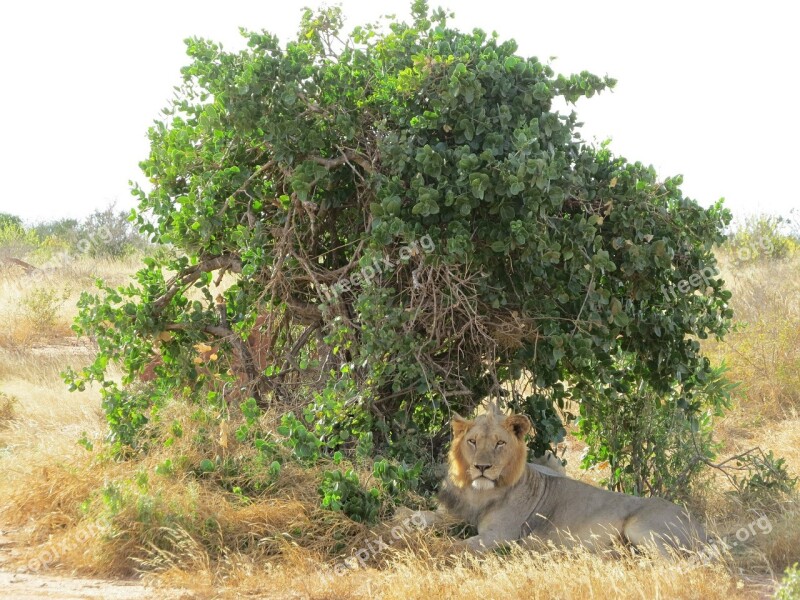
[451,413,471,437]
[504,414,531,439]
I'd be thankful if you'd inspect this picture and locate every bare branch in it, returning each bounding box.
[154,255,243,312]
[309,149,374,173]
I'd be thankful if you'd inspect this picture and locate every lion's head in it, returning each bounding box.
[448,409,531,491]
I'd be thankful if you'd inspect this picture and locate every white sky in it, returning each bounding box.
[0,0,797,224]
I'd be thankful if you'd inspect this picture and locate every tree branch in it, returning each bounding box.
[309,149,374,174]
[154,255,242,312]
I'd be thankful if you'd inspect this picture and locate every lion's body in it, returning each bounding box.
[437,410,706,555]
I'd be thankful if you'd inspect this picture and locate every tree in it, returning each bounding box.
[0,212,22,229]
[0,212,38,259]
[68,2,732,494]
[75,203,150,258]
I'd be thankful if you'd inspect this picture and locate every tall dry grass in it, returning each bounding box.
[0,254,143,348]
[702,253,800,424]
[152,545,758,600]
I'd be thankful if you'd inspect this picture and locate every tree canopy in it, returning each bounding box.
[69,1,732,495]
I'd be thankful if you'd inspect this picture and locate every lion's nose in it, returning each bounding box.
[475,464,492,474]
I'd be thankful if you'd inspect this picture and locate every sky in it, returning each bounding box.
[0,0,796,224]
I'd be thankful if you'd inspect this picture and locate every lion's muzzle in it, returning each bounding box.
[469,463,499,489]
[471,477,496,490]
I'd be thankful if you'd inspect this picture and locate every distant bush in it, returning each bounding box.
[723,214,797,263]
[0,206,151,261]
[74,205,150,259]
[33,218,81,249]
[0,285,73,347]
[0,221,39,259]
[0,213,22,228]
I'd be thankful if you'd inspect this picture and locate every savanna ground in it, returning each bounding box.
[1,235,799,599]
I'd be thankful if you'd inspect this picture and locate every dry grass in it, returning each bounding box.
[152,546,758,600]
[0,254,141,349]
[1,252,799,598]
[0,391,17,424]
[703,253,800,424]
[0,396,378,577]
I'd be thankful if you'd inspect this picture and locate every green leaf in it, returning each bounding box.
[500,205,515,221]
[470,173,490,199]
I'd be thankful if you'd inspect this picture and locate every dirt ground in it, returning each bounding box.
[0,570,159,600]
[0,533,189,600]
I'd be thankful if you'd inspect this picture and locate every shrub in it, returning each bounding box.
[577,364,735,498]
[0,212,22,228]
[75,204,149,258]
[775,563,800,600]
[0,221,39,259]
[22,286,70,332]
[33,218,81,257]
[319,468,381,524]
[731,449,797,501]
[69,2,733,496]
[723,214,797,263]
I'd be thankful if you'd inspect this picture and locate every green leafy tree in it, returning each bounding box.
[0,214,38,258]
[68,2,733,494]
[75,204,149,258]
[724,213,796,262]
[0,212,23,229]
[33,218,80,247]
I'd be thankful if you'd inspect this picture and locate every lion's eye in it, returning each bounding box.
[495,440,506,448]
[467,439,476,446]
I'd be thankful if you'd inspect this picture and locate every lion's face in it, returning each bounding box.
[449,411,531,491]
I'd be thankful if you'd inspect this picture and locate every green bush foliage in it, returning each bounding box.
[0,212,22,228]
[0,220,39,258]
[731,449,797,500]
[319,468,381,524]
[776,563,800,600]
[723,214,797,263]
[577,364,735,499]
[67,1,734,497]
[0,205,149,262]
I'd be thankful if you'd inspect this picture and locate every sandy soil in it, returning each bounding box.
[0,570,161,600]
[0,535,190,600]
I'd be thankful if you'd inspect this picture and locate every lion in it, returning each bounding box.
[424,408,707,556]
